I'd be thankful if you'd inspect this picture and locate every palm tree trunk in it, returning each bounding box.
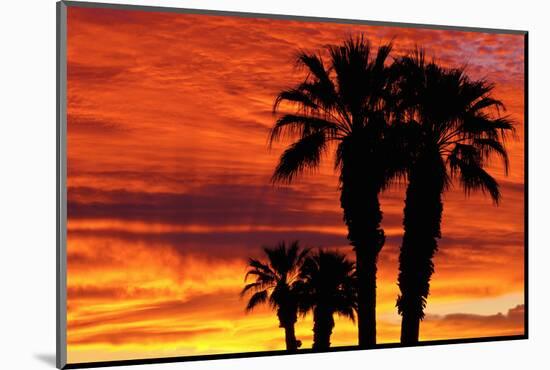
[283,324,298,351]
[400,310,420,344]
[278,304,299,351]
[355,244,379,347]
[312,306,335,350]
[340,147,385,348]
[397,154,444,345]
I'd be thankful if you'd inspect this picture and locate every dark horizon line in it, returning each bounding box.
[60,1,527,35]
[62,334,527,369]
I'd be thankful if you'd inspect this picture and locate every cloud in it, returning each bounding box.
[67,184,347,228]
[69,293,239,332]
[67,285,176,302]
[70,327,220,346]
[70,229,349,262]
[421,304,524,339]
[68,63,128,84]
[67,114,130,135]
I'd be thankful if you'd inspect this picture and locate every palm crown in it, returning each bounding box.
[242,241,310,312]
[270,36,397,185]
[298,250,357,320]
[393,51,513,201]
[296,249,356,350]
[242,241,310,351]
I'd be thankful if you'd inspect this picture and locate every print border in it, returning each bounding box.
[56,1,528,368]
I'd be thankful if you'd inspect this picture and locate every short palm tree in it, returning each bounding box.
[242,241,310,351]
[297,250,356,350]
[270,35,399,347]
[392,51,514,344]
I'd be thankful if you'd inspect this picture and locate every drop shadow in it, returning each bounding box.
[34,353,56,367]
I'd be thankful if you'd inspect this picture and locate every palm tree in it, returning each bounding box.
[392,51,514,344]
[270,35,400,347]
[297,249,356,350]
[242,241,310,351]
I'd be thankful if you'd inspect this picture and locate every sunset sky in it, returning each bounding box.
[65,5,525,364]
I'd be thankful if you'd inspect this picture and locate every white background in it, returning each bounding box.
[0,0,547,369]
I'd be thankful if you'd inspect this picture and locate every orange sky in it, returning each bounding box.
[65,5,525,364]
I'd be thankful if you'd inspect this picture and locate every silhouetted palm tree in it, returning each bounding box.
[297,250,356,350]
[242,241,310,351]
[270,35,400,347]
[392,51,514,344]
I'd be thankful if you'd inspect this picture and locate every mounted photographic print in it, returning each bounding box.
[56,1,528,368]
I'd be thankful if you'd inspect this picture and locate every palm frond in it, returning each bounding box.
[460,160,501,203]
[296,52,331,86]
[329,36,373,114]
[241,282,262,297]
[335,304,356,323]
[298,249,357,321]
[273,88,319,114]
[473,138,510,174]
[460,113,514,140]
[272,131,327,184]
[245,258,274,277]
[295,244,311,267]
[470,96,505,114]
[244,269,276,284]
[295,79,340,115]
[245,290,269,312]
[263,245,284,276]
[269,114,341,145]
[448,144,501,203]
[374,43,393,72]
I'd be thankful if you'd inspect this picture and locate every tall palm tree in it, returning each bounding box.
[270,35,399,347]
[242,241,310,351]
[392,51,514,344]
[297,249,356,350]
